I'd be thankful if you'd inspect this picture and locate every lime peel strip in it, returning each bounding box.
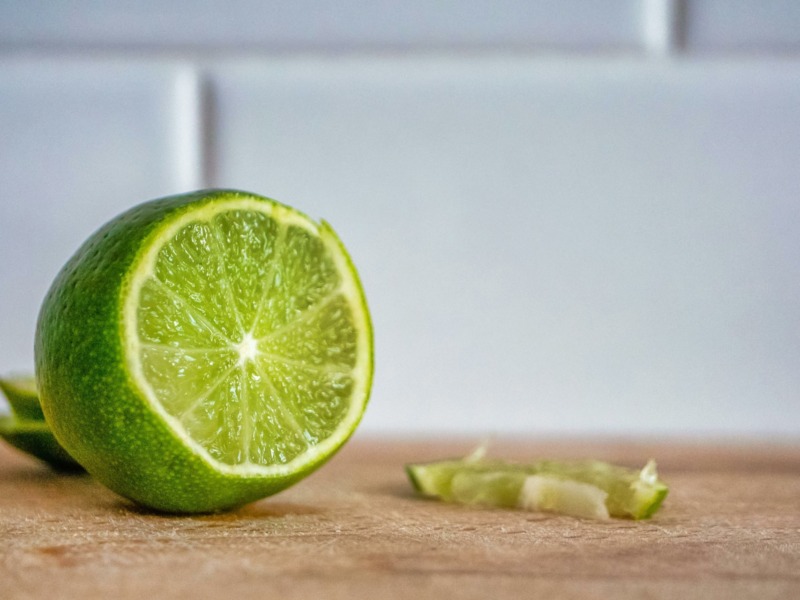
[520,475,610,520]
[0,377,84,471]
[407,448,669,520]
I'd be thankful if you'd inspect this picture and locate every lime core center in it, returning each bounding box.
[235,333,260,366]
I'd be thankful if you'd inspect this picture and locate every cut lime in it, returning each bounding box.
[407,454,668,520]
[0,376,83,471]
[36,189,373,512]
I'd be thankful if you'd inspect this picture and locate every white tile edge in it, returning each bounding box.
[173,66,206,190]
[642,0,683,57]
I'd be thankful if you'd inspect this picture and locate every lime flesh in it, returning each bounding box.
[36,190,373,512]
[130,200,367,474]
[407,456,668,520]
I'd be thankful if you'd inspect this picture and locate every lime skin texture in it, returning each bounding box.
[35,189,373,513]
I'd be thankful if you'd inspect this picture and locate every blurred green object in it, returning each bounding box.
[0,376,83,471]
[0,376,44,419]
[407,446,668,520]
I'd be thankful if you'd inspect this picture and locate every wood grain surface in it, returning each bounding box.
[1,437,798,599]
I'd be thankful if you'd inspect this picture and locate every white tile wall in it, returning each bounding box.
[0,2,799,437]
[0,60,183,372]
[0,1,643,51]
[685,0,800,52]
[212,58,800,436]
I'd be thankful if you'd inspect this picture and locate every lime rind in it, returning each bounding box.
[630,461,670,519]
[407,454,669,520]
[0,377,83,471]
[0,416,83,471]
[0,376,44,420]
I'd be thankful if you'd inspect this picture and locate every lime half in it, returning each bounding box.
[407,454,668,520]
[36,189,373,512]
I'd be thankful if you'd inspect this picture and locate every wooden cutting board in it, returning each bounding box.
[1,438,798,599]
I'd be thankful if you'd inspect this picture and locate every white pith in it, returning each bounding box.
[235,332,259,366]
[123,197,371,477]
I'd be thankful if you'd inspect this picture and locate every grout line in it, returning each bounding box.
[199,73,218,189]
[173,65,205,190]
[642,0,684,58]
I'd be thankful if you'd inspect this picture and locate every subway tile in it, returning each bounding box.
[212,57,800,435]
[0,1,643,52]
[0,59,182,373]
[684,0,800,52]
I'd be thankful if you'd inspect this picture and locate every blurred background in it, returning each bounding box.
[0,1,798,438]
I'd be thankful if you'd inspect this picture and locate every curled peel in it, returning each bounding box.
[407,448,668,520]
